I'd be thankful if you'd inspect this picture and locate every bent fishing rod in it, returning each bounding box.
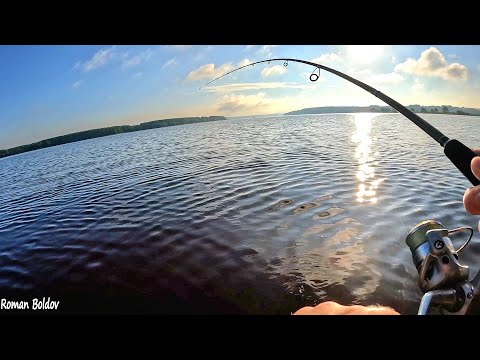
[201,58,480,187]
[201,58,480,315]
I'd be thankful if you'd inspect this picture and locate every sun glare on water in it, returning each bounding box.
[351,113,383,204]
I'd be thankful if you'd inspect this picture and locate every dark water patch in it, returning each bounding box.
[313,207,344,219]
[267,199,294,212]
[292,202,318,214]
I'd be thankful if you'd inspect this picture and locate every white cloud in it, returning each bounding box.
[237,59,252,67]
[186,59,250,81]
[213,91,317,116]
[218,92,267,112]
[311,53,342,65]
[172,45,192,50]
[257,45,278,56]
[161,57,177,69]
[395,47,468,81]
[216,92,284,114]
[121,49,153,69]
[204,81,317,92]
[310,51,405,87]
[74,46,117,72]
[244,45,255,51]
[72,80,84,89]
[132,72,142,79]
[187,63,233,81]
[261,65,286,77]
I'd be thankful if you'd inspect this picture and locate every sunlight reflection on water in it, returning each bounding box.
[351,113,384,204]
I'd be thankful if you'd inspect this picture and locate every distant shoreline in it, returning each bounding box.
[285,105,480,117]
[284,111,478,116]
[0,116,226,159]
[3,107,479,159]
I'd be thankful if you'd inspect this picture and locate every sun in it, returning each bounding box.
[345,45,385,65]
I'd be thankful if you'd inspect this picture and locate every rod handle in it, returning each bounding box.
[444,139,480,186]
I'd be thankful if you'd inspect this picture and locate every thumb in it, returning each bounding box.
[472,156,480,181]
[464,185,480,215]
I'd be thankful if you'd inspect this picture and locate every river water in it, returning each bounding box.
[1,113,480,314]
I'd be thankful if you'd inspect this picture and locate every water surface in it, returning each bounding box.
[1,113,480,314]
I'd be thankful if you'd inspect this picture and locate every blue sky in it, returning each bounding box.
[1,45,479,148]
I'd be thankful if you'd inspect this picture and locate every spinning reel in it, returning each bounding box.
[406,220,479,315]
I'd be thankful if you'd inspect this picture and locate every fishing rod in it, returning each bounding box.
[201,57,480,315]
[201,58,480,186]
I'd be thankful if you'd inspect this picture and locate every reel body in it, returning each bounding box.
[406,220,478,314]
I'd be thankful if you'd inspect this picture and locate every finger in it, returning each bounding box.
[472,156,480,181]
[292,306,314,315]
[472,148,480,156]
[463,185,480,215]
[342,305,370,315]
[292,301,342,315]
[342,305,399,315]
[364,306,400,315]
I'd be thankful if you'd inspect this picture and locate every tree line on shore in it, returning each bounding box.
[0,116,226,159]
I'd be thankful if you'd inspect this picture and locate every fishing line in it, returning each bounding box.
[393,203,409,236]
[309,67,320,82]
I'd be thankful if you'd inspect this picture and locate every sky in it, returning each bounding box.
[1,44,479,149]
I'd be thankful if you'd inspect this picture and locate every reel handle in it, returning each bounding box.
[418,289,456,315]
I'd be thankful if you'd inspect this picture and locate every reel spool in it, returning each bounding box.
[406,220,472,292]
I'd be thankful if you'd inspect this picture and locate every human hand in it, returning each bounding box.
[292,301,400,315]
[463,149,480,220]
